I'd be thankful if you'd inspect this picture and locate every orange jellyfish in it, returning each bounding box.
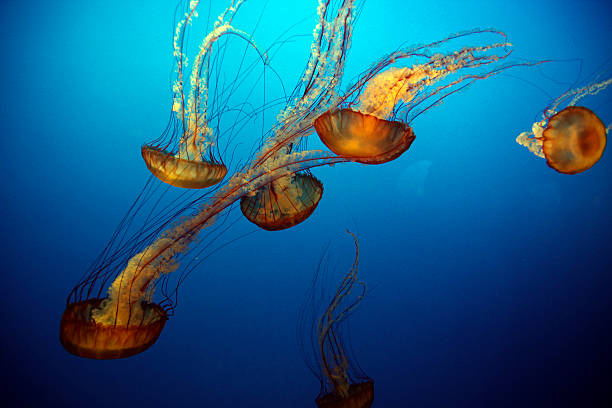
[60,296,167,360]
[141,0,268,188]
[299,231,373,408]
[315,30,537,165]
[61,0,522,359]
[60,233,173,359]
[516,77,611,174]
[315,108,415,164]
[240,171,323,230]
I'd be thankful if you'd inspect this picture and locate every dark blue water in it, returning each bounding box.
[2,0,611,407]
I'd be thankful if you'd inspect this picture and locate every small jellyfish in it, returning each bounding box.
[299,231,374,408]
[516,77,611,174]
[240,172,323,231]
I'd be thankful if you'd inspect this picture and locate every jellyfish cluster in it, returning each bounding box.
[60,0,610,406]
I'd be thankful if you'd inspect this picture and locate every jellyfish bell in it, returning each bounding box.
[141,145,227,189]
[314,108,415,165]
[60,299,167,360]
[240,172,323,231]
[315,380,374,408]
[541,106,606,174]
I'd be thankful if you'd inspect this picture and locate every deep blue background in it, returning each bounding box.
[1,0,611,406]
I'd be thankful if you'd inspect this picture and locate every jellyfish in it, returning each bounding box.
[141,0,268,188]
[315,30,536,165]
[516,77,611,174]
[61,0,523,358]
[299,231,373,408]
[240,171,323,231]
[59,214,191,359]
[315,108,415,164]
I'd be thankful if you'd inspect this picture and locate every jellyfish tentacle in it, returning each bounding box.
[182,0,269,162]
[317,231,366,398]
[145,0,271,190]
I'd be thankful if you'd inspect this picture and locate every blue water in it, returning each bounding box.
[2,0,611,406]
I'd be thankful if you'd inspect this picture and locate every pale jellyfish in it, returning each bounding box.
[397,159,433,198]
